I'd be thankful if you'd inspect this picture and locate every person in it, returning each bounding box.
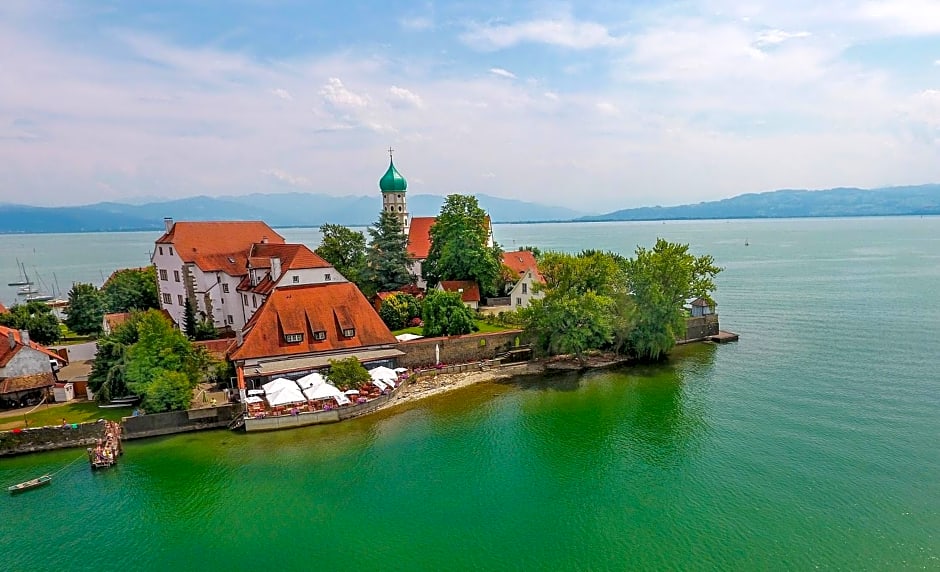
[211,397,218,407]
[61,418,68,428]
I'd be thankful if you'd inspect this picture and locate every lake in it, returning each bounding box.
[1,218,939,570]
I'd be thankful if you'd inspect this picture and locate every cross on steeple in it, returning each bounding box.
[388,146,395,160]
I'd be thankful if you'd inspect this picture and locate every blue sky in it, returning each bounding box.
[1,0,938,211]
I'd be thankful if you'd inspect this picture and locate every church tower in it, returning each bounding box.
[379,147,409,232]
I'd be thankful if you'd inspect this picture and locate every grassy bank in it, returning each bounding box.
[393,320,513,337]
[0,401,132,431]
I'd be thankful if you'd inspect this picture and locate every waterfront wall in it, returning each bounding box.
[396,330,525,368]
[0,421,105,457]
[122,404,241,440]
[683,315,720,342]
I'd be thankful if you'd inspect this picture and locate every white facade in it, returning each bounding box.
[382,191,409,229]
[507,270,543,310]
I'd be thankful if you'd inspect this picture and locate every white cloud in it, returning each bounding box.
[319,78,369,108]
[400,16,434,30]
[388,86,424,108]
[271,88,293,101]
[489,67,517,79]
[595,102,620,116]
[857,0,940,35]
[544,91,560,101]
[461,17,619,50]
[934,59,940,66]
[263,169,310,186]
[754,29,811,47]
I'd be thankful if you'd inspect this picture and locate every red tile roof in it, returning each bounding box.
[0,325,67,367]
[248,243,331,270]
[502,250,543,283]
[104,310,175,331]
[439,280,481,303]
[0,372,56,395]
[229,282,397,361]
[193,338,236,359]
[407,216,436,260]
[156,221,285,275]
[0,302,8,314]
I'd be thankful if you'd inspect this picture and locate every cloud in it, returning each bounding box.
[857,0,940,35]
[595,102,620,116]
[271,88,293,101]
[489,67,517,79]
[934,59,940,66]
[754,29,811,47]
[319,78,369,108]
[400,16,434,31]
[544,91,560,101]
[388,86,424,108]
[263,169,310,186]
[461,17,619,50]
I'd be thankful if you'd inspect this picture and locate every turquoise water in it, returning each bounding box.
[1,218,939,570]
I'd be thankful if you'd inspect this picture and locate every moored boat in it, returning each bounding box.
[8,474,52,494]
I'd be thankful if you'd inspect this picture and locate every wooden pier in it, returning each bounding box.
[707,330,740,343]
[87,420,123,469]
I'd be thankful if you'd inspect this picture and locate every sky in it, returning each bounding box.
[1,0,939,212]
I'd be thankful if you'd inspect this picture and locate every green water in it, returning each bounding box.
[2,218,939,570]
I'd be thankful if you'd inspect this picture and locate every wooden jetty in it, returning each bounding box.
[708,330,740,343]
[87,420,123,469]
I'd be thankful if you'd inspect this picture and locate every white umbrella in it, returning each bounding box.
[344,389,360,395]
[296,372,325,390]
[304,382,344,401]
[245,396,263,404]
[262,377,298,395]
[247,389,264,396]
[369,366,397,381]
[394,367,408,373]
[266,385,307,407]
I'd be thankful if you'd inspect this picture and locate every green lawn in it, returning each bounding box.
[392,320,516,337]
[0,401,132,430]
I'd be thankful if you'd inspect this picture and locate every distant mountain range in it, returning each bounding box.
[2,184,938,234]
[579,184,940,222]
[0,193,585,234]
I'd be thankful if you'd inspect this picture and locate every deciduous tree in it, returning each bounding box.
[0,301,61,345]
[521,291,614,364]
[423,194,503,297]
[327,356,371,391]
[378,292,421,330]
[124,310,202,412]
[421,290,476,337]
[102,267,159,313]
[316,224,367,286]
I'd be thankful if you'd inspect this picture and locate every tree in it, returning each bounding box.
[101,267,159,313]
[64,282,104,336]
[124,310,203,412]
[316,223,367,286]
[327,356,371,391]
[538,250,624,297]
[0,301,61,345]
[183,298,198,339]
[378,292,421,330]
[423,194,503,296]
[365,210,413,294]
[193,318,217,341]
[624,238,722,361]
[421,290,476,337]
[88,313,143,402]
[521,291,614,365]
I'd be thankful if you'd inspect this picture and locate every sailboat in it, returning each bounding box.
[24,269,54,302]
[8,260,34,287]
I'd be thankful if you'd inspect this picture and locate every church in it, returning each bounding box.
[376,150,493,291]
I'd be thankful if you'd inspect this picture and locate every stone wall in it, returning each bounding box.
[396,330,525,369]
[122,403,241,440]
[683,315,720,342]
[0,420,106,456]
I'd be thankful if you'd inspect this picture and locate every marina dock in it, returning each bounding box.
[87,420,123,469]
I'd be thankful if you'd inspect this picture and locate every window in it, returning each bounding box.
[252,296,257,308]
[226,315,233,325]
[516,297,522,306]
[398,206,402,212]
[397,194,401,199]
[177,294,184,306]
[522,282,527,294]
[292,275,299,284]
[285,333,304,343]
[162,293,172,304]
[313,331,326,341]
[159,269,168,281]
[169,247,174,255]
[158,247,163,255]
[243,294,248,305]
[324,273,331,281]
[174,270,180,282]
[222,284,229,293]
[342,328,355,338]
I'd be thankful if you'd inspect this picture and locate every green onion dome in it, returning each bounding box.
[379,160,407,192]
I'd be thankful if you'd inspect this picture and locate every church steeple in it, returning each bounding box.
[379,147,409,231]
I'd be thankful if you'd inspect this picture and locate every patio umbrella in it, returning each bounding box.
[344,389,360,395]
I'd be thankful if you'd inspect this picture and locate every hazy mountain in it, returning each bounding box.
[0,192,585,233]
[579,185,940,222]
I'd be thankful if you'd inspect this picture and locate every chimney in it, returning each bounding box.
[7,331,14,349]
[19,329,29,346]
[271,257,282,281]
[261,235,268,244]
[164,217,173,232]
[235,329,244,346]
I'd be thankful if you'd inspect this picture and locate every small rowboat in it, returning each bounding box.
[8,474,52,494]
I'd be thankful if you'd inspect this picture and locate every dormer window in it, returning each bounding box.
[313,330,326,341]
[342,328,355,338]
[324,273,331,281]
[292,275,299,284]
[284,333,303,343]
